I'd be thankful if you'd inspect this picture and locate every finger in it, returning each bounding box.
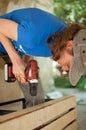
[20,78,27,84]
[17,77,21,82]
[15,73,27,84]
[19,74,27,83]
[15,73,25,79]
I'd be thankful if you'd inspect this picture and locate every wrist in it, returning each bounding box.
[9,52,21,64]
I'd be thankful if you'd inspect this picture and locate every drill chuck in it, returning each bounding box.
[29,83,38,96]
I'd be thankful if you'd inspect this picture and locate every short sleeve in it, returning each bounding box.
[17,20,38,48]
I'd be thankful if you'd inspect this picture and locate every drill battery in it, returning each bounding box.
[4,63,16,82]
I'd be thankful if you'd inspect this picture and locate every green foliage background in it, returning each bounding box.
[53,0,86,25]
[54,75,86,91]
[52,0,86,91]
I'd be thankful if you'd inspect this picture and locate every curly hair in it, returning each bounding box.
[47,23,86,61]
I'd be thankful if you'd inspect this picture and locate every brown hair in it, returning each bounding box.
[47,23,86,61]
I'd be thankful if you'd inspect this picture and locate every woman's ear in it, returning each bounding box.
[66,40,73,55]
[66,40,73,51]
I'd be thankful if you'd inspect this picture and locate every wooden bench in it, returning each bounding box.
[0,96,77,130]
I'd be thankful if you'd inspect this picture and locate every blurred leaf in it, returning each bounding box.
[53,76,73,88]
[53,0,86,25]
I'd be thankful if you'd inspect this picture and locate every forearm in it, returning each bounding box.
[0,19,27,83]
[0,19,18,41]
[0,32,20,63]
[0,33,27,83]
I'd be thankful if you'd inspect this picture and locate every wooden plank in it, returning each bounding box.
[64,121,77,130]
[40,109,77,130]
[0,96,76,130]
[0,96,76,122]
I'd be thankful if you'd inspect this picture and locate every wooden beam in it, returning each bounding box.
[0,96,77,130]
[40,109,77,130]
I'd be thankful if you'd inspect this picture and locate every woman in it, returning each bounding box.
[0,7,85,84]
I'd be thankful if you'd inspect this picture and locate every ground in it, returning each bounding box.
[77,105,86,130]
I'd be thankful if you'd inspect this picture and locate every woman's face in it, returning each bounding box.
[57,40,73,72]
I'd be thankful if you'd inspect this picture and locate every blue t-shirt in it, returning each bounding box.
[0,8,67,57]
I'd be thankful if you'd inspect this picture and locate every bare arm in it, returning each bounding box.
[0,19,27,83]
[0,19,18,40]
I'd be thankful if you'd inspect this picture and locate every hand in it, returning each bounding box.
[12,57,28,84]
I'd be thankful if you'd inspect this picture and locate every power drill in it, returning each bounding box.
[25,60,39,97]
[4,60,39,102]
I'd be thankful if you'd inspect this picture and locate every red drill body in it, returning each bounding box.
[26,60,39,83]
